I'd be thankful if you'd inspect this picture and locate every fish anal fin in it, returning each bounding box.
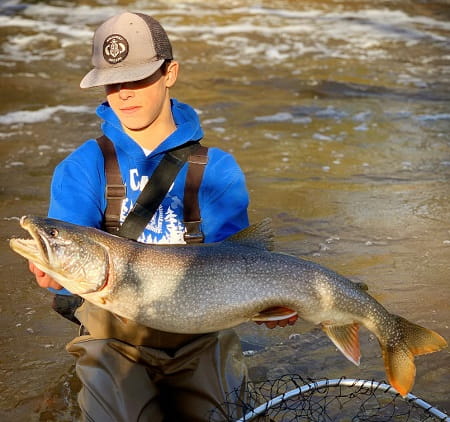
[323,323,361,366]
[226,218,274,251]
[251,307,297,322]
[380,315,448,397]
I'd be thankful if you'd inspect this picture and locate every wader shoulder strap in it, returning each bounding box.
[183,146,208,243]
[117,142,202,241]
[97,136,208,243]
[54,135,121,325]
[96,135,126,234]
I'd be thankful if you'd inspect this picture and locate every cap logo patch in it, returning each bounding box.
[103,34,129,64]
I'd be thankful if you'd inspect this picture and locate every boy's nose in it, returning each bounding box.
[118,84,135,99]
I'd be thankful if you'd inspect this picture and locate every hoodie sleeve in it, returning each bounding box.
[198,148,250,242]
[47,140,106,295]
[48,140,106,229]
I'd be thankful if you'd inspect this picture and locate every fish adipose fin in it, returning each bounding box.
[353,281,369,291]
[322,323,361,366]
[251,307,298,322]
[380,315,448,397]
[226,218,275,251]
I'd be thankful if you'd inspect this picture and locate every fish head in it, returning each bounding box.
[10,215,109,294]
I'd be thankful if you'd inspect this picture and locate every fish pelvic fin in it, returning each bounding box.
[380,315,448,397]
[226,218,275,251]
[322,323,361,366]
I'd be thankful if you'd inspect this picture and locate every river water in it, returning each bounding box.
[0,0,449,420]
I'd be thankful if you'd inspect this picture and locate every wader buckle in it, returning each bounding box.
[183,220,205,244]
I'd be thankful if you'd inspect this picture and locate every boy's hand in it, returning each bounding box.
[28,261,62,290]
[256,315,298,329]
[255,308,299,329]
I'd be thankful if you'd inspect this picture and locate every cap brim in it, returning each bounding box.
[80,59,165,89]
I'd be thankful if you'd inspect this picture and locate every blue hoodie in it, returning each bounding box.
[48,99,249,295]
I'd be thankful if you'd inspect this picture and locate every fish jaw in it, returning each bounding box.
[10,216,110,294]
[10,216,49,269]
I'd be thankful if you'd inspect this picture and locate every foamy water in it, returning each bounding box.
[0,105,94,125]
[1,1,448,122]
[1,2,448,72]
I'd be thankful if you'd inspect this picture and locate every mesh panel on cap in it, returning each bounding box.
[135,13,173,60]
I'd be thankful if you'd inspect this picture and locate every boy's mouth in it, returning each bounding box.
[120,106,141,114]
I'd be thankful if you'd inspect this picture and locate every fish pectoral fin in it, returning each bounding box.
[112,313,129,325]
[322,323,361,366]
[251,307,298,322]
[380,315,448,397]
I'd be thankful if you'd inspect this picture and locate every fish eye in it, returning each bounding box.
[48,228,59,237]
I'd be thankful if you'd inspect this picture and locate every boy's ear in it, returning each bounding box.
[165,61,179,88]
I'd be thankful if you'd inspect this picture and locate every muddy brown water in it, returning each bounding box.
[0,0,449,420]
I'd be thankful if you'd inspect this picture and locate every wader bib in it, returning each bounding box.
[62,136,251,421]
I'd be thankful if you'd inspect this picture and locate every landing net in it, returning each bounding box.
[209,375,449,421]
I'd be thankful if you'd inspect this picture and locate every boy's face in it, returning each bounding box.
[105,61,178,132]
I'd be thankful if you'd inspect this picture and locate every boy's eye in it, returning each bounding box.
[105,72,162,93]
[106,83,121,93]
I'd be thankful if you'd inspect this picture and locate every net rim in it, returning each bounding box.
[235,378,450,422]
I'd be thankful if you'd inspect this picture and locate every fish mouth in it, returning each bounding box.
[10,216,109,294]
[9,216,50,270]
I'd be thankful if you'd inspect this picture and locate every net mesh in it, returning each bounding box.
[208,375,449,422]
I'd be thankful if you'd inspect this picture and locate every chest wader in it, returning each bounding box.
[56,136,252,421]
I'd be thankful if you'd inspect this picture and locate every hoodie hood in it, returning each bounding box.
[96,98,204,159]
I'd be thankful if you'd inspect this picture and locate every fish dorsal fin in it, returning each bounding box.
[225,218,275,251]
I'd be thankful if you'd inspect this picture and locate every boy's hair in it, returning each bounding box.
[160,59,173,75]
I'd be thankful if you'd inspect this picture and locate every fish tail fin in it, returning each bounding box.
[380,315,447,397]
[322,323,361,366]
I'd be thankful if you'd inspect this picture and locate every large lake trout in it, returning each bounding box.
[10,215,447,397]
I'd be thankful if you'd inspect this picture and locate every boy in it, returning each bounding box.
[30,11,297,421]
